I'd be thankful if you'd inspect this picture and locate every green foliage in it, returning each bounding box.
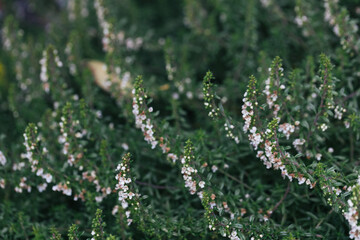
[1,0,360,239]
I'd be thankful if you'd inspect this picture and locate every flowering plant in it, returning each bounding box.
[1,0,360,239]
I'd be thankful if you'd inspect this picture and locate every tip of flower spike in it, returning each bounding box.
[246,75,258,99]
[319,53,332,70]
[185,139,194,152]
[122,152,132,163]
[135,75,143,86]
[203,71,215,83]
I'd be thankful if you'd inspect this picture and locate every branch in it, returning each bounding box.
[269,182,290,216]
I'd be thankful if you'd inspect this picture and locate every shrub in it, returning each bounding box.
[1,0,360,239]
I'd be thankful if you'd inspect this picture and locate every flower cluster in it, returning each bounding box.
[248,126,263,150]
[132,76,178,162]
[73,189,86,202]
[94,0,144,53]
[57,102,116,202]
[58,102,90,171]
[59,110,78,166]
[294,0,313,37]
[174,77,194,100]
[58,116,72,160]
[343,177,360,239]
[334,105,346,120]
[203,71,219,118]
[294,13,308,28]
[91,209,106,240]
[14,177,31,193]
[243,73,316,188]
[1,19,13,51]
[203,71,240,143]
[114,153,138,226]
[65,40,77,76]
[39,47,63,93]
[319,123,328,132]
[224,122,240,144]
[324,0,359,53]
[12,162,25,171]
[242,75,257,133]
[132,89,158,149]
[94,0,114,52]
[318,54,334,112]
[292,138,306,153]
[181,140,244,240]
[324,0,337,28]
[278,123,295,140]
[266,57,284,117]
[2,18,25,81]
[22,124,54,187]
[52,182,72,196]
[164,41,176,81]
[67,0,89,21]
[242,76,265,151]
[202,190,242,239]
[125,37,143,51]
[263,77,279,114]
[263,120,292,176]
[2,17,41,101]
[81,170,112,203]
[181,140,201,195]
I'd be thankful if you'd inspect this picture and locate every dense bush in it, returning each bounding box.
[1,0,360,239]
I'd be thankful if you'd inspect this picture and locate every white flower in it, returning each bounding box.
[198,181,205,188]
[112,205,119,215]
[127,218,133,226]
[96,110,102,118]
[95,196,103,202]
[36,168,44,176]
[167,153,178,163]
[293,138,306,153]
[64,188,72,196]
[298,177,306,185]
[75,132,83,138]
[37,183,47,192]
[122,201,128,209]
[0,151,7,166]
[320,123,328,132]
[121,143,129,150]
[44,173,53,183]
[172,93,179,100]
